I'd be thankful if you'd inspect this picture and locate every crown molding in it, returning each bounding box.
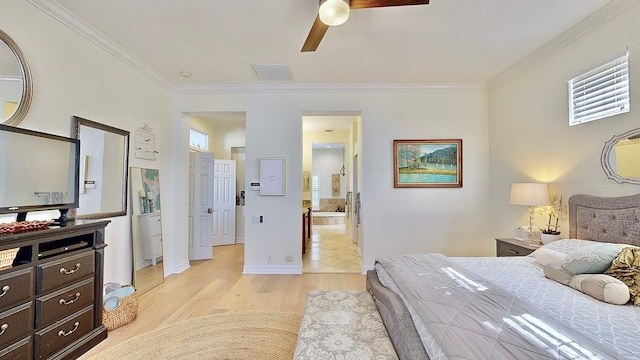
[30,0,636,94]
[488,0,640,89]
[26,0,485,95]
[27,0,173,91]
[174,83,487,94]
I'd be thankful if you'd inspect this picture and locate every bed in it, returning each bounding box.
[367,193,640,359]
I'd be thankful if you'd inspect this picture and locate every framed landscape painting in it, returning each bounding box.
[394,139,462,188]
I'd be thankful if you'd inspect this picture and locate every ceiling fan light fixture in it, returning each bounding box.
[319,0,350,26]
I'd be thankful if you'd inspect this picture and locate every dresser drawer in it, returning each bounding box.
[0,268,34,311]
[0,302,34,349]
[36,278,94,329]
[497,241,534,257]
[0,337,32,360]
[35,306,94,360]
[37,251,95,293]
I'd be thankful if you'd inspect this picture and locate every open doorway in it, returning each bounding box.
[186,112,246,261]
[302,115,360,273]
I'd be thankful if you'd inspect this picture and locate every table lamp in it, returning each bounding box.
[509,183,550,243]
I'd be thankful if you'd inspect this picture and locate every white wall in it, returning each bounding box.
[312,148,346,199]
[176,89,490,273]
[488,4,640,241]
[1,0,174,285]
[213,121,246,160]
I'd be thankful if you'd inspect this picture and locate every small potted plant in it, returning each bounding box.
[540,195,566,244]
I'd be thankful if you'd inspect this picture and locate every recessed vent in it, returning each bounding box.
[252,64,294,81]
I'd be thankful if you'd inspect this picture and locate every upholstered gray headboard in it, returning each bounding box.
[569,193,640,246]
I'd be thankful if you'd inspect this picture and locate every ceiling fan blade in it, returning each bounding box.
[302,15,330,52]
[350,0,429,9]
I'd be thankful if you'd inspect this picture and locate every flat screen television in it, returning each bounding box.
[0,124,80,223]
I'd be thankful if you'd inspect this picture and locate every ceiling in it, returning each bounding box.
[28,0,636,89]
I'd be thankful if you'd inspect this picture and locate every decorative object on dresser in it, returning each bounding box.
[71,116,130,220]
[0,220,109,359]
[509,182,550,243]
[496,237,538,257]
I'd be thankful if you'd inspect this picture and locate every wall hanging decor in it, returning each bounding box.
[134,123,157,160]
[394,139,463,188]
[259,157,285,195]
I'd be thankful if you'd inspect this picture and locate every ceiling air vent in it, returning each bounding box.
[251,64,294,81]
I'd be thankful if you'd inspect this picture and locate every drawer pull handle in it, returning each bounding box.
[59,292,81,305]
[59,263,81,275]
[58,322,79,337]
[0,323,7,336]
[507,249,518,255]
[0,285,9,298]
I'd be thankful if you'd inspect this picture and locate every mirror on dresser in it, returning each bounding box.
[129,167,164,294]
[0,29,32,126]
[601,127,640,184]
[72,116,130,219]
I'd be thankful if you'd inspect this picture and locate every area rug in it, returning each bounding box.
[87,310,302,360]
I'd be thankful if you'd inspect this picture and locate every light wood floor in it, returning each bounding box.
[80,243,366,359]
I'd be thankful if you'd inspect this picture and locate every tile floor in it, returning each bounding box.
[302,224,361,273]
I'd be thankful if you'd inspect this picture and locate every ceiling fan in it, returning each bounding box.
[302,0,430,52]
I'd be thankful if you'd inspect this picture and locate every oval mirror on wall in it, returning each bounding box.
[601,128,640,185]
[0,29,32,126]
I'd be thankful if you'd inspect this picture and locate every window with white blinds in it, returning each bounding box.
[568,51,629,126]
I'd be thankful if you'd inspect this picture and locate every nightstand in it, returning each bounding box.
[496,237,539,257]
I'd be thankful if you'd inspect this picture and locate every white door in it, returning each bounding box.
[213,159,236,246]
[188,152,214,260]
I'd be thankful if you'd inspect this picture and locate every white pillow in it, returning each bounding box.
[569,274,630,305]
[534,247,567,266]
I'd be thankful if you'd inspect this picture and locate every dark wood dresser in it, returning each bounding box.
[0,220,109,359]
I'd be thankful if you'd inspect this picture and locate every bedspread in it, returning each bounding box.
[376,254,622,360]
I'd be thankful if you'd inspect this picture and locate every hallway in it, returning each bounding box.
[302,224,361,273]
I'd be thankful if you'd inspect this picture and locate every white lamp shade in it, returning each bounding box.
[509,183,550,206]
[319,0,350,26]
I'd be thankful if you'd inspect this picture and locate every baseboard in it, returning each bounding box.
[361,264,374,274]
[235,237,245,244]
[242,264,302,274]
[165,260,190,276]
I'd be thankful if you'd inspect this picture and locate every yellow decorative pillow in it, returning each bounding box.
[605,247,640,306]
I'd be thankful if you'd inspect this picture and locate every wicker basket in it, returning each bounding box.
[0,248,19,269]
[102,284,138,331]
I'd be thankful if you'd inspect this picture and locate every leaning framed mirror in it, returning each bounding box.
[130,167,164,294]
[72,116,130,219]
[601,127,640,184]
[0,29,32,126]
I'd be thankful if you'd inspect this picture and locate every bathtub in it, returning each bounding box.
[312,212,345,225]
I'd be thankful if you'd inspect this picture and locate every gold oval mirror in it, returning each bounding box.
[0,29,32,126]
[601,128,640,185]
